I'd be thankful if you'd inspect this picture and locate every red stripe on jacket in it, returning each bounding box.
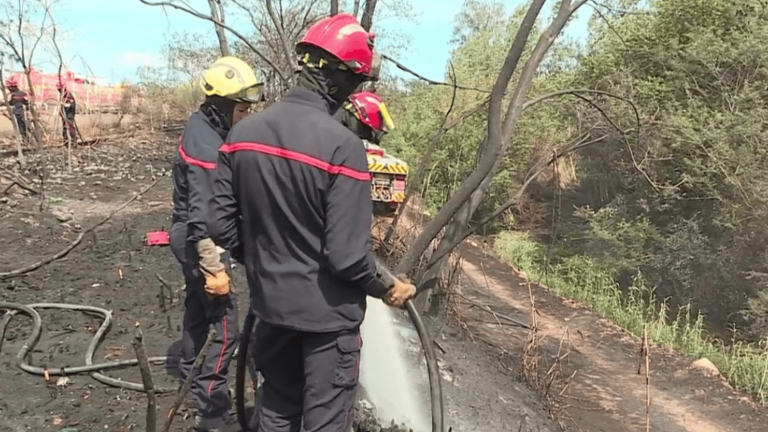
[220,141,371,182]
[178,143,217,170]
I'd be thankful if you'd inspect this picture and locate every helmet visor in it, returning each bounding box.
[230,83,263,103]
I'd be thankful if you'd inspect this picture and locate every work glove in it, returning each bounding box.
[383,274,416,309]
[196,238,231,297]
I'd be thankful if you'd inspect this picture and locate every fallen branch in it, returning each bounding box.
[162,325,217,432]
[2,181,39,196]
[132,323,156,432]
[0,180,157,279]
[155,272,173,310]
[467,301,530,329]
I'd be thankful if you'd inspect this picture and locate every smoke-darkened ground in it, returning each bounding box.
[2,127,767,432]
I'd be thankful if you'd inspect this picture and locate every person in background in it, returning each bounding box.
[5,78,28,141]
[208,13,416,432]
[334,90,394,145]
[169,55,263,432]
[57,81,77,145]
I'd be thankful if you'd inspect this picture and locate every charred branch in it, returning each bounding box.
[395,0,549,276]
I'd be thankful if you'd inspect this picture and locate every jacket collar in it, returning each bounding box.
[281,86,337,116]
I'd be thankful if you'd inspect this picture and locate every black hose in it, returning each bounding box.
[373,258,445,432]
[236,310,257,430]
[405,299,444,432]
[0,302,175,392]
[231,259,445,432]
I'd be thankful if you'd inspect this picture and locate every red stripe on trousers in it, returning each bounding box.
[207,316,229,396]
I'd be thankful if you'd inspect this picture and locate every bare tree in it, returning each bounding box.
[142,0,413,100]
[0,59,26,167]
[0,0,64,210]
[207,0,229,55]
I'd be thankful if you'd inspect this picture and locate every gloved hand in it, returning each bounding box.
[196,238,231,297]
[383,275,416,309]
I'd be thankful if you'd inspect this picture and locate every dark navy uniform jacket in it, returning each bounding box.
[9,89,27,116]
[209,86,387,332]
[171,107,229,245]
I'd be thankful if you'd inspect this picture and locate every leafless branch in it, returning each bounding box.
[132,324,157,432]
[162,326,216,432]
[266,0,296,73]
[395,0,550,275]
[382,54,490,92]
[138,0,289,86]
[207,0,229,55]
[425,133,610,269]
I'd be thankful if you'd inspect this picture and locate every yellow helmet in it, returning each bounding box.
[200,56,263,103]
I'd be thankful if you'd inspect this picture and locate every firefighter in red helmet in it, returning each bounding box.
[208,13,416,432]
[334,91,394,144]
[5,77,29,141]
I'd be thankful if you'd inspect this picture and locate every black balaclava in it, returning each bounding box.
[296,46,366,116]
[200,95,235,140]
[333,107,382,144]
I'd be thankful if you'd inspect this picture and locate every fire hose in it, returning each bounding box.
[235,257,445,432]
[0,302,176,393]
[0,265,445,431]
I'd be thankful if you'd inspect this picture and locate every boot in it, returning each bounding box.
[193,411,242,432]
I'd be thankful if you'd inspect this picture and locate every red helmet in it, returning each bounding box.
[296,13,375,76]
[5,77,17,88]
[348,91,394,132]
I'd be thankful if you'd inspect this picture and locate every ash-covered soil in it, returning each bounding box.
[0,132,557,432]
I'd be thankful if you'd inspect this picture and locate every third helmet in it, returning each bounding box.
[296,13,375,77]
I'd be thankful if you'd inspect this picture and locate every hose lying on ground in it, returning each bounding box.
[0,302,175,393]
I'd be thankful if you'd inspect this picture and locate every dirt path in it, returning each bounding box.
[456,242,768,431]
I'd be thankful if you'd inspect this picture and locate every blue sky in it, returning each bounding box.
[43,0,592,84]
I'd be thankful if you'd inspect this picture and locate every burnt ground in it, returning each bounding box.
[0,131,556,432]
[3,126,765,432]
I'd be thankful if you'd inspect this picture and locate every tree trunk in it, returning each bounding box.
[410,0,587,284]
[23,68,48,211]
[353,0,361,18]
[207,0,230,56]
[361,0,378,31]
[331,0,339,16]
[266,0,295,77]
[394,0,547,277]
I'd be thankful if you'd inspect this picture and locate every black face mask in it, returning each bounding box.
[201,95,235,139]
[296,47,367,115]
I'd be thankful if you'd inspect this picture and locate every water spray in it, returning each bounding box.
[235,257,444,432]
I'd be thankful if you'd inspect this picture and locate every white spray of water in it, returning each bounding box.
[359,297,431,432]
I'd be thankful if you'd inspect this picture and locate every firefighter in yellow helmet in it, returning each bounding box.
[168,56,262,432]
